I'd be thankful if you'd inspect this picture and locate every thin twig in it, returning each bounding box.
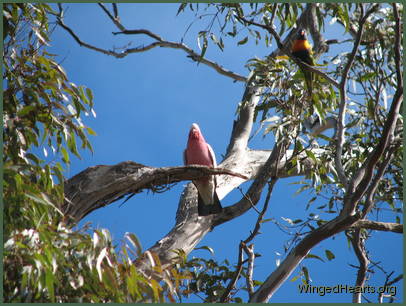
[385,274,403,287]
[112,3,118,19]
[242,180,277,297]
[98,3,125,31]
[57,7,120,57]
[378,272,403,303]
[219,246,244,302]
[269,3,278,26]
[220,179,277,302]
[243,243,255,297]
[361,147,396,217]
[244,180,277,243]
[113,29,164,41]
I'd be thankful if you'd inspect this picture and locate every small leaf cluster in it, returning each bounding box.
[4,224,190,302]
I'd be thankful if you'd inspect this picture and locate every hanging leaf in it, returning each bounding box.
[305,253,325,262]
[325,249,336,261]
[237,36,249,45]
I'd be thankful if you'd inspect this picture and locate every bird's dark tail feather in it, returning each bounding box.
[197,192,222,216]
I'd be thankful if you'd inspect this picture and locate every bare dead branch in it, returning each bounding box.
[98,3,125,31]
[112,29,163,41]
[350,229,370,303]
[56,10,124,57]
[387,274,403,286]
[56,4,246,82]
[378,272,403,302]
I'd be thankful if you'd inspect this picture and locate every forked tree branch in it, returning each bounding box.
[378,273,403,303]
[98,3,125,31]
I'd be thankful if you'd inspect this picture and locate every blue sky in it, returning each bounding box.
[44,3,402,303]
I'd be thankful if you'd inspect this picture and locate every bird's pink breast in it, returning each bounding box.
[185,140,213,166]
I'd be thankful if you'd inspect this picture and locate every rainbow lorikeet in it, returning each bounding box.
[291,29,315,97]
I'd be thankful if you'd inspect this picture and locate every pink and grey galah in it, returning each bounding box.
[184,123,222,216]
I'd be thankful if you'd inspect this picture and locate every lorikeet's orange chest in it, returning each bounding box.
[292,39,312,53]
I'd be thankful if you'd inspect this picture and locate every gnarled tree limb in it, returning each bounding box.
[63,162,247,223]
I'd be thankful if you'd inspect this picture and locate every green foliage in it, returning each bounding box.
[3,4,188,303]
[290,265,311,285]
[3,3,95,236]
[325,249,336,261]
[180,257,244,302]
[4,224,189,302]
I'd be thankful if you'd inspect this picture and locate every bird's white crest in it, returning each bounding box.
[191,123,200,131]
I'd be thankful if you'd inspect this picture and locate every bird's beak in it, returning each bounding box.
[189,123,201,138]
